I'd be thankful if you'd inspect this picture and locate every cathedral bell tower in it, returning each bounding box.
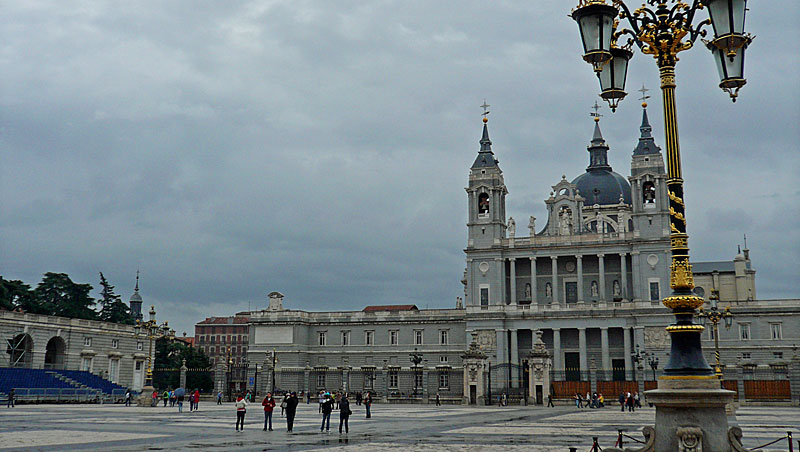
[628,88,669,240]
[466,109,507,250]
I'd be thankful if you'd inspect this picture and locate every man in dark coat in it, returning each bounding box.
[284,392,299,432]
[338,394,352,434]
[320,393,333,432]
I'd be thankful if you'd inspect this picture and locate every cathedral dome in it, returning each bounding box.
[572,170,632,205]
[571,119,632,206]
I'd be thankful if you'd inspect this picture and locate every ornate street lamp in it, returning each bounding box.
[409,348,423,398]
[571,0,753,379]
[647,353,660,381]
[133,305,173,405]
[697,289,734,377]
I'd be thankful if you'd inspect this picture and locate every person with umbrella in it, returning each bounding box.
[284,392,299,433]
[174,387,186,413]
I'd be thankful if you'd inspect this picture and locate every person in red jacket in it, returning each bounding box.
[262,392,276,431]
[192,389,200,411]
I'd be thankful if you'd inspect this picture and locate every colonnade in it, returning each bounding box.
[505,253,633,305]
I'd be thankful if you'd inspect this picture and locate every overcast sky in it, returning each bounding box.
[1,1,798,337]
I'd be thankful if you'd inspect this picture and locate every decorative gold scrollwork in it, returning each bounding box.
[670,259,695,290]
[668,191,684,206]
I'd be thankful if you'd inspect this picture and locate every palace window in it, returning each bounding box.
[415,372,424,389]
[741,352,750,360]
[440,330,449,345]
[341,330,350,346]
[440,356,449,363]
[137,342,143,351]
[365,331,374,346]
[318,331,327,346]
[739,323,750,341]
[770,323,782,340]
[111,339,119,349]
[389,330,398,346]
[389,370,399,388]
[317,373,326,388]
[84,337,92,347]
[649,280,660,302]
[439,372,449,389]
[414,330,424,345]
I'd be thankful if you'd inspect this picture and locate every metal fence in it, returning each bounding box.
[5,388,128,403]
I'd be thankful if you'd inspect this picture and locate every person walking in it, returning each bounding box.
[547,393,554,407]
[235,394,247,432]
[124,389,131,407]
[320,393,333,433]
[285,392,299,433]
[262,392,276,431]
[280,393,288,417]
[338,394,352,435]
[619,392,626,412]
[162,390,169,407]
[217,391,223,405]
[435,393,441,407]
[7,389,15,408]
[364,392,372,419]
[626,392,635,412]
[634,392,641,409]
[170,390,176,407]
[318,391,325,414]
[177,392,185,413]
[189,391,195,412]
[193,389,200,411]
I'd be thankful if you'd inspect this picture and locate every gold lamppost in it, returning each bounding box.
[570,0,752,378]
[697,289,734,377]
[133,305,173,406]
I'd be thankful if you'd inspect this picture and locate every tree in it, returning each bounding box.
[153,338,213,392]
[98,273,133,325]
[34,273,98,320]
[0,277,34,311]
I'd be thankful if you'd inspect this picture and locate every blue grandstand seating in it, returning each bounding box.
[0,367,127,396]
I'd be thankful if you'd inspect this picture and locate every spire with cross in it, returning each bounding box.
[590,101,603,123]
[480,99,490,123]
[638,84,650,108]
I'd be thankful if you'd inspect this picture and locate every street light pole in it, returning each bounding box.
[570,0,753,378]
[133,305,174,406]
[698,289,734,377]
[270,349,277,394]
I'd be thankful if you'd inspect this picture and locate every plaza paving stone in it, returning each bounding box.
[0,402,797,451]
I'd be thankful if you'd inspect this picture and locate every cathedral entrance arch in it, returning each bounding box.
[44,336,67,369]
[6,333,33,368]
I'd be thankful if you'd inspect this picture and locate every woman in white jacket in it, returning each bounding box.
[235,394,248,432]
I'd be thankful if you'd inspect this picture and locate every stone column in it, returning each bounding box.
[495,329,506,366]
[600,327,610,379]
[550,256,559,305]
[589,358,598,394]
[578,328,588,381]
[620,253,628,300]
[462,336,488,405]
[552,328,562,379]
[496,258,506,305]
[509,258,517,305]
[215,362,226,394]
[529,257,537,304]
[303,364,310,395]
[631,251,641,301]
[510,329,519,388]
[790,352,800,407]
[576,255,584,303]
[342,367,350,392]
[623,328,633,381]
[527,330,552,406]
[598,254,606,302]
[422,367,429,402]
[179,359,187,389]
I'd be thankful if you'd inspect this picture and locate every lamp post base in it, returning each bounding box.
[645,379,737,452]
[137,385,156,407]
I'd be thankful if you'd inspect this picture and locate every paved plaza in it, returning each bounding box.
[0,402,798,451]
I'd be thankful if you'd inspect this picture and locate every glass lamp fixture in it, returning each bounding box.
[704,0,753,101]
[572,0,619,72]
[597,46,633,111]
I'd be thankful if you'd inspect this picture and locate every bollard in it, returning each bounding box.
[592,436,600,452]
[788,431,793,452]
[616,429,624,448]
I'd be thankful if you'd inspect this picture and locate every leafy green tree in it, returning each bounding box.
[98,273,134,325]
[0,277,34,311]
[34,272,98,320]
[153,337,213,391]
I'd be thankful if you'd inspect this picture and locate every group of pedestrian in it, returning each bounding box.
[229,390,367,435]
[619,392,641,412]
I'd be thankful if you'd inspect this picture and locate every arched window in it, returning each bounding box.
[478,193,490,217]
[643,181,656,204]
[7,333,33,368]
[45,336,67,370]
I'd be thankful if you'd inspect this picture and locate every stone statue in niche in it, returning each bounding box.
[525,283,532,298]
[591,281,599,297]
[558,206,573,236]
[528,216,536,236]
[545,282,552,298]
[507,217,516,237]
[613,280,621,296]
